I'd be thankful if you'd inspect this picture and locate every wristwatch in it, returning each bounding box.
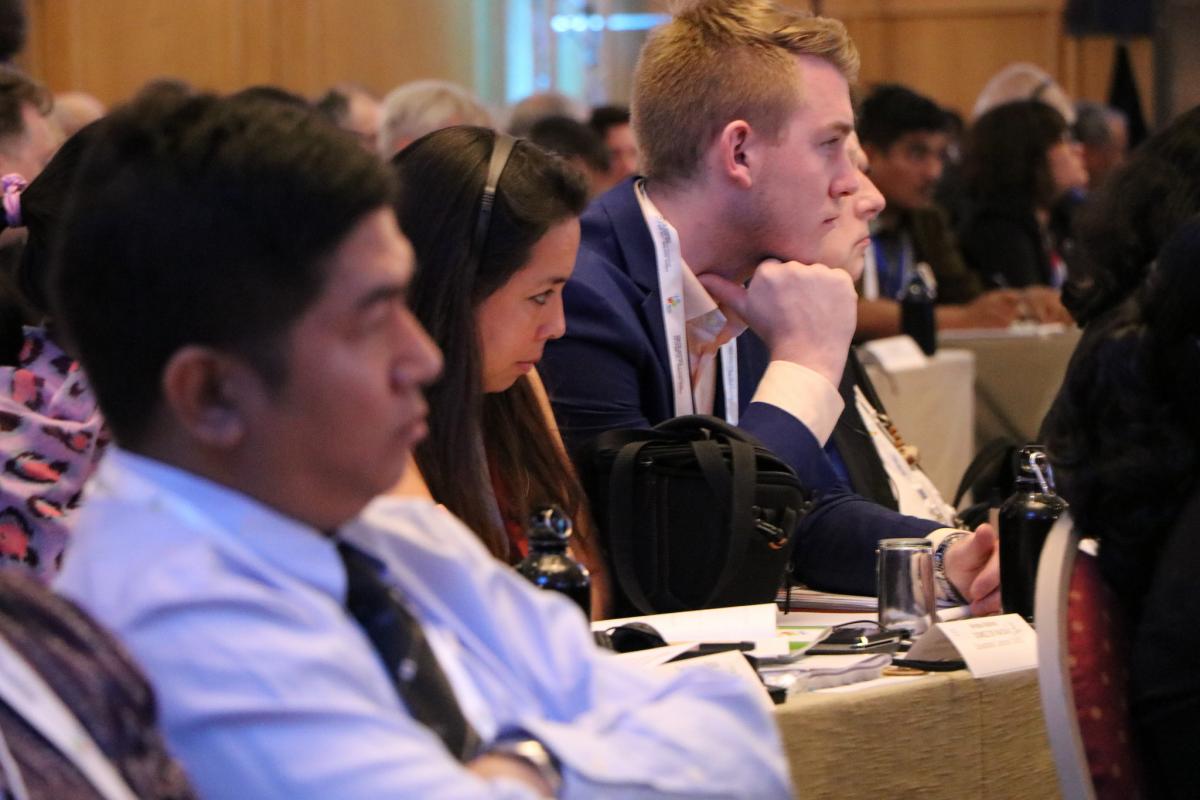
[489,735,562,796]
[933,531,971,605]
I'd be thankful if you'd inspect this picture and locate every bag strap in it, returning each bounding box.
[654,414,765,447]
[607,439,661,615]
[953,437,1016,508]
[688,435,758,608]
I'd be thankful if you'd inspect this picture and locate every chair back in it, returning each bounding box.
[1035,513,1143,800]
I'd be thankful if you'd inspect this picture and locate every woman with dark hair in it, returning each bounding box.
[391,125,607,614]
[960,100,1088,289]
[0,121,106,581]
[1062,104,1200,326]
[1042,215,1200,798]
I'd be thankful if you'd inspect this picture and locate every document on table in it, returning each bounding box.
[594,604,824,659]
[593,603,778,644]
[776,585,877,611]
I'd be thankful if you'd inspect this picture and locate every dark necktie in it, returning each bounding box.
[336,541,481,762]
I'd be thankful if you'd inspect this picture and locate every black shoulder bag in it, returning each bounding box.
[579,415,814,616]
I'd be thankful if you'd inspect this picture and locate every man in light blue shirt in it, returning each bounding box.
[49,93,791,798]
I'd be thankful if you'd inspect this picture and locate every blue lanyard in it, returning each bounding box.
[871,234,912,300]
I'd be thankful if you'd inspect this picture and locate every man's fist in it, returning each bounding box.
[698,258,856,387]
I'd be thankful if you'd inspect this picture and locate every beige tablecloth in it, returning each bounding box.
[861,348,975,501]
[776,668,1059,799]
[939,326,1082,448]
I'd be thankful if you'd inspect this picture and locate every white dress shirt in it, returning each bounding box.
[55,449,792,799]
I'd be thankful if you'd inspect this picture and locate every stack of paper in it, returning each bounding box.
[776,586,877,612]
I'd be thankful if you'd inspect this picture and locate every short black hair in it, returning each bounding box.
[588,104,630,139]
[48,93,394,446]
[528,115,609,173]
[16,119,105,315]
[858,84,949,150]
[0,0,26,63]
[314,87,350,125]
[0,64,49,144]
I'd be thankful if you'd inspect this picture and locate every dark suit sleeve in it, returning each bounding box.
[540,276,664,450]
[742,403,940,595]
[960,214,1045,289]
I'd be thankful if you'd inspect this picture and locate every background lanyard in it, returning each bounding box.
[0,634,138,800]
[640,185,739,425]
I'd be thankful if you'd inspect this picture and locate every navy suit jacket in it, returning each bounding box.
[539,180,939,595]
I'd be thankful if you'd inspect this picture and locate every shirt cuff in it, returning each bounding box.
[749,360,844,445]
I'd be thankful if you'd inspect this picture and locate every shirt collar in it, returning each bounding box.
[95,447,346,601]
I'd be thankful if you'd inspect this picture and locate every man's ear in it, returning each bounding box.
[714,120,755,190]
[160,346,254,449]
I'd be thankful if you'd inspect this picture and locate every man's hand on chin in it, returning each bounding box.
[943,524,1001,616]
[697,258,856,388]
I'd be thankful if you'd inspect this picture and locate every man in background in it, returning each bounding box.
[528,114,610,198]
[589,104,639,190]
[315,82,382,152]
[856,83,1066,337]
[1073,100,1128,192]
[377,79,493,158]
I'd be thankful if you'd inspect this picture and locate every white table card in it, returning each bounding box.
[906,614,1037,677]
[859,335,929,372]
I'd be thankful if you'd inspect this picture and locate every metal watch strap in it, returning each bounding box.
[933,531,971,605]
[489,736,562,797]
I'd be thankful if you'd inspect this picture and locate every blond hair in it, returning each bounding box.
[632,0,858,186]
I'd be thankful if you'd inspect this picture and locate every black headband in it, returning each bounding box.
[471,133,517,260]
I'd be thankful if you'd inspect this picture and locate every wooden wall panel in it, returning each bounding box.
[826,0,1152,119]
[19,0,1157,124]
[23,0,486,105]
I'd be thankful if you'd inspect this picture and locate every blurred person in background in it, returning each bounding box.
[50,91,105,139]
[0,122,106,582]
[378,79,493,158]
[0,67,58,367]
[1073,100,1129,192]
[506,90,584,137]
[856,84,1047,339]
[527,115,610,199]
[589,104,639,190]
[816,133,959,525]
[972,62,1075,125]
[1062,105,1200,326]
[315,82,382,152]
[960,100,1088,290]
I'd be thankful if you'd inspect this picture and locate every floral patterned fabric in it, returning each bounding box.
[0,327,106,581]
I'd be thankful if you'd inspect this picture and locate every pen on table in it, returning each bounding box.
[936,604,972,622]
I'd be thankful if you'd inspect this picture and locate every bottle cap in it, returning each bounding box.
[1013,445,1055,493]
[528,505,572,545]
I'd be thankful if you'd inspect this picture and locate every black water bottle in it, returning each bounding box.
[516,505,591,617]
[998,446,1068,622]
[901,263,938,355]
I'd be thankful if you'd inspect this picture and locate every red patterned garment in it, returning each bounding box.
[0,327,107,582]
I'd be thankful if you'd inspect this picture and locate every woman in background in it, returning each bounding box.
[1042,215,1200,798]
[390,126,608,615]
[959,100,1088,290]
